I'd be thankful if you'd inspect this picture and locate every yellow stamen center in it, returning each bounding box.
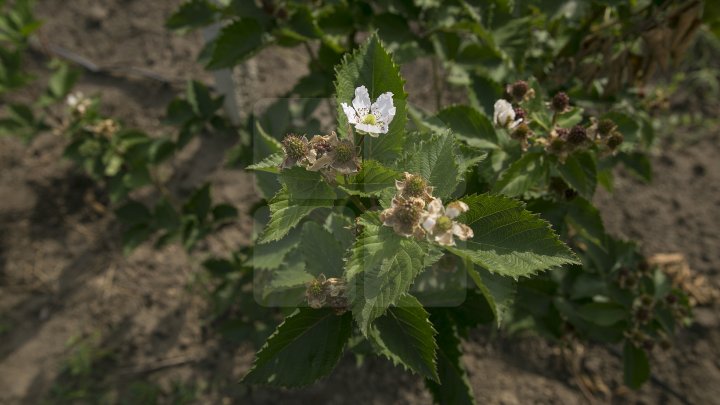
[362,114,377,125]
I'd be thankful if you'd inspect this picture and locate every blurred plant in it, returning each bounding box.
[48,331,115,402]
[0,0,78,141]
[59,82,239,253]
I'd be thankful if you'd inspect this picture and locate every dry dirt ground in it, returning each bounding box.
[1,1,719,404]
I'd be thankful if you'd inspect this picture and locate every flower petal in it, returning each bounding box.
[427,198,444,215]
[435,231,455,246]
[371,92,396,124]
[493,99,515,127]
[445,201,469,218]
[341,102,360,124]
[422,216,436,232]
[352,85,371,114]
[308,154,332,171]
[355,122,383,136]
[452,223,474,240]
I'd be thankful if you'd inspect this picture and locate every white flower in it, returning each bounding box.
[421,198,473,246]
[493,99,522,129]
[67,92,91,115]
[341,85,396,136]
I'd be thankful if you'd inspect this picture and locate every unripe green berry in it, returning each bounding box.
[282,134,308,159]
[334,142,354,163]
[405,175,427,198]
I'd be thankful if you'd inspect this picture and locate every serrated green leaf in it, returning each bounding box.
[122,223,154,255]
[558,152,597,199]
[469,72,503,117]
[447,194,579,278]
[182,183,212,221]
[371,294,439,382]
[335,34,407,163]
[493,152,549,197]
[242,308,352,387]
[347,222,442,335]
[434,105,498,148]
[615,151,652,183]
[212,203,238,223]
[115,200,152,226]
[425,312,475,405]
[279,167,337,203]
[154,198,181,230]
[186,80,220,119]
[456,143,488,175]
[148,138,176,164]
[166,0,217,31]
[253,226,302,270]
[207,19,264,69]
[253,122,283,199]
[246,152,283,173]
[397,133,460,198]
[576,302,627,326]
[268,249,313,290]
[340,160,399,197]
[566,197,606,247]
[466,262,516,326]
[259,187,331,243]
[623,341,650,389]
[556,106,584,127]
[299,221,346,278]
[323,211,354,251]
[46,61,78,101]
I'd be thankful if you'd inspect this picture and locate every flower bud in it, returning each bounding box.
[551,92,570,113]
[548,130,567,154]
[282,134,308,160]
[511,123,531,140]
[567,125,588,145]
[635,308,650,323]
[508,80,529,101]
[606,132,624,150]
[513,107,526,121]
[597,119,617,136]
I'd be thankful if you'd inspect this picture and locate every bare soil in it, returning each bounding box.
[1,1,718,404]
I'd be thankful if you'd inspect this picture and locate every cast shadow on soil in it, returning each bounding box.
[0,236,116,364]
[0,169,117,362]
[20,316,135,405]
